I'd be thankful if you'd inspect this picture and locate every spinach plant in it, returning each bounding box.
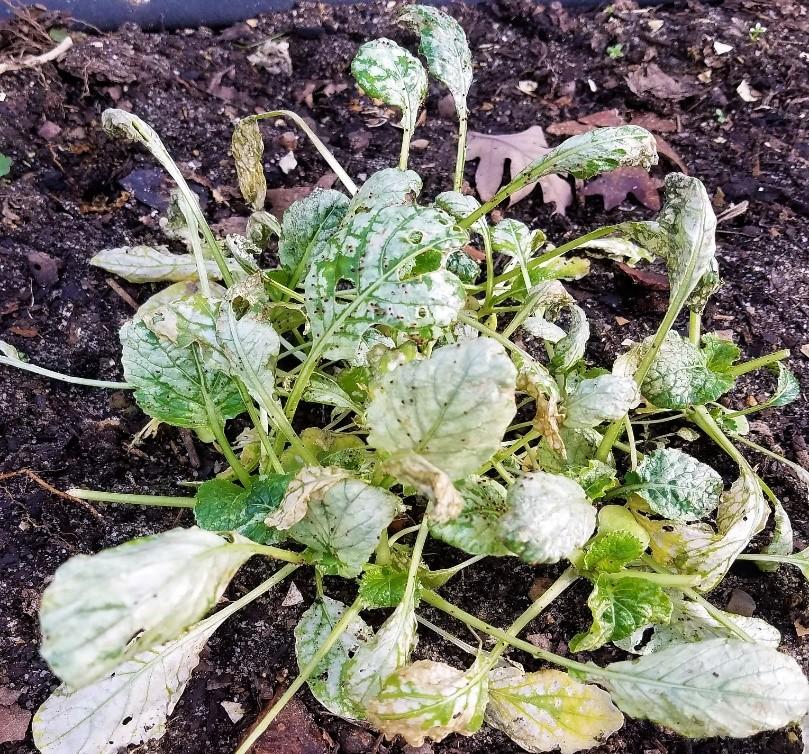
[4,7,809,753]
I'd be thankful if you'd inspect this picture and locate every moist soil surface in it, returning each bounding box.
[1,1,809,753]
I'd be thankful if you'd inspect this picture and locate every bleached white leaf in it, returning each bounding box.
[563,374,640,429]
[266,466,350,530]
[91,245,238,283]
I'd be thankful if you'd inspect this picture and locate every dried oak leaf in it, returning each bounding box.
[626,63,697,101]
[580,166,664,211]
[465,126,572,213]
[266,173,338,217]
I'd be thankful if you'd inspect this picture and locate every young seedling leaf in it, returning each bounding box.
[446,248,481,283]
[33,618,221,754]
[592,638,809,737]
[39,527,253,688]
[615,594,781,654]
[623,447,724,521]
[343,593,418,711]
[430,476,513,556]
[294,596,373,720]
[120,319,244,430]
[366,338,517,480]
[359,564,413,608]
[351,39,427,145]
[366,658,489,746]
[304,203,467,361]
[486,666,624,754]
[302,373,365,415]
[571,460,620,501]
[289,478,399,577]
[582,530,646,574]
[232,117,267,210]
[640,468,768,591]
[195,476,291,543]
[597,505,650,549]
[498,472,596,564]
[398,5,473,120]
[91,245,238,283]
[563,374,640,429]
[569,575,672,652]
[492,219,545,289]
[278,188,349,276]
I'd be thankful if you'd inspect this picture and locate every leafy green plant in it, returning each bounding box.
[4,7,808,753]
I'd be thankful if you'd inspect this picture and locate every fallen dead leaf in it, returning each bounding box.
[800,344,809,359]
[736,79,761,102]
[465,127,572,213]
[279,151,298,175]
[247,696,328,754]
[580,166,664,211]
[615,316,630,326]
[517,80,538,95]
[615,262,669,291]
[281,581,304,607]
[713,40,733,55]
[438,93,456,119]
[629,113,677,133]
[266,173,338,217]
[795,619,809,638]
[726,588,756,618]
[626,63,696,101]
[221,700,246,724]
[411,138,430,150]
[248,38,292,76]
[0,689,31,745]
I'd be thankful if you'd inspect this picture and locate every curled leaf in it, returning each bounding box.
[266,466,350,530]
[232,118,266,210]
[383,454,463,523]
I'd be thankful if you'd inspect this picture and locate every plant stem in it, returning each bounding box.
[209,563,299,628]
[421,589,590,675]
[729,433,809,479]
[405,520,430,599]
[726,348,790,378]
[456,312,525,357]
[233,598,364,754]
[0,356,131,389]
[192,347,253,487]
[453,114,468,192]
[235,382,285,474]
[624,416,638,471]
[416,614,480,657]
[252,111,357,195]
[613,570,700,588]
[239,543,307,564]
[399,128,412,171]
[388,524,421,546]
[689,310,701,346]
[688,405,751,471]
[736,553,795,564]
[66,488,196,507]
[482,229,495,312]
[375,529,391,566]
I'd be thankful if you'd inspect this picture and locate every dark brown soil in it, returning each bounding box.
[1,1,808,753]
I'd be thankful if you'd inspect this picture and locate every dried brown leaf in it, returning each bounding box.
[465,126,572,213]
[626,63,697,101]
[580,166,663,211]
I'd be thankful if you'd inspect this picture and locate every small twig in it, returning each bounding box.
[179,428,201,469]
[0,469,103,521]
[105,278,140,311]
[0,35,74,75]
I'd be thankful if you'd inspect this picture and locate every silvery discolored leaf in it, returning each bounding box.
[294,596,373,719]
[367,658,489,746]
[120,319,244,430]
[498,472,596,564]
[343,593,418,712]
[278,188,349,276]
[266,465,350,530]
[91,245,239,283]
[492,218,545,288]
[593,638,809,738]
[351,39,427,139]
[486,666,624,754]
[563,374,640,430]
[39,527,253,688]
[434,190,488,238]
[289,478,399,577]
[624,447,723,521]
[346,168,422,219]
[232,117,266,210]
[366,338,517,480]
[398,5,473,119]
[383,454,464,523]
[304,203,467,361]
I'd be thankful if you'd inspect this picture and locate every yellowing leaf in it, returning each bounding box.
[266,466,350,530]
[486,666,624,754]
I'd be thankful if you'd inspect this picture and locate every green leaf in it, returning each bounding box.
[615,594,781,654]
[120,319,243,430]
[0,153,12,178]
[515,126,658,187]
[569,460,619,500]
[294,596,373,720]
[498,472,596,564]
[194,476,291,543]
[434,191,487,238]
[367,658,489,746]
[367,338,517,480]
[492,219,544,288]
[701,333,740,374]
[289,478,398,577]
[446,249,480,283]
[359,564,413,608]
[246,210,281,249]
[597,505,650,549]
[351,39,427,142]
[91,245,238,283]
[398,5,473,120]
[563,374,640,429]
[624,331,735,409]
[34,615,223,754]
[592,638,809,737]
[304,202,467,361]
[569,575,672,652]
[767,362,800,407]
[302,373,365,415]
[640,468,768,591]
[39,527,253,688]
[580,236,656,266]
[624,447,723,521]
[278,188,349,275]
[232,117,266,210]
[343,593,418,711]
[430,476,513,556]
[486,666,624,754]
[583,531,646,574]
